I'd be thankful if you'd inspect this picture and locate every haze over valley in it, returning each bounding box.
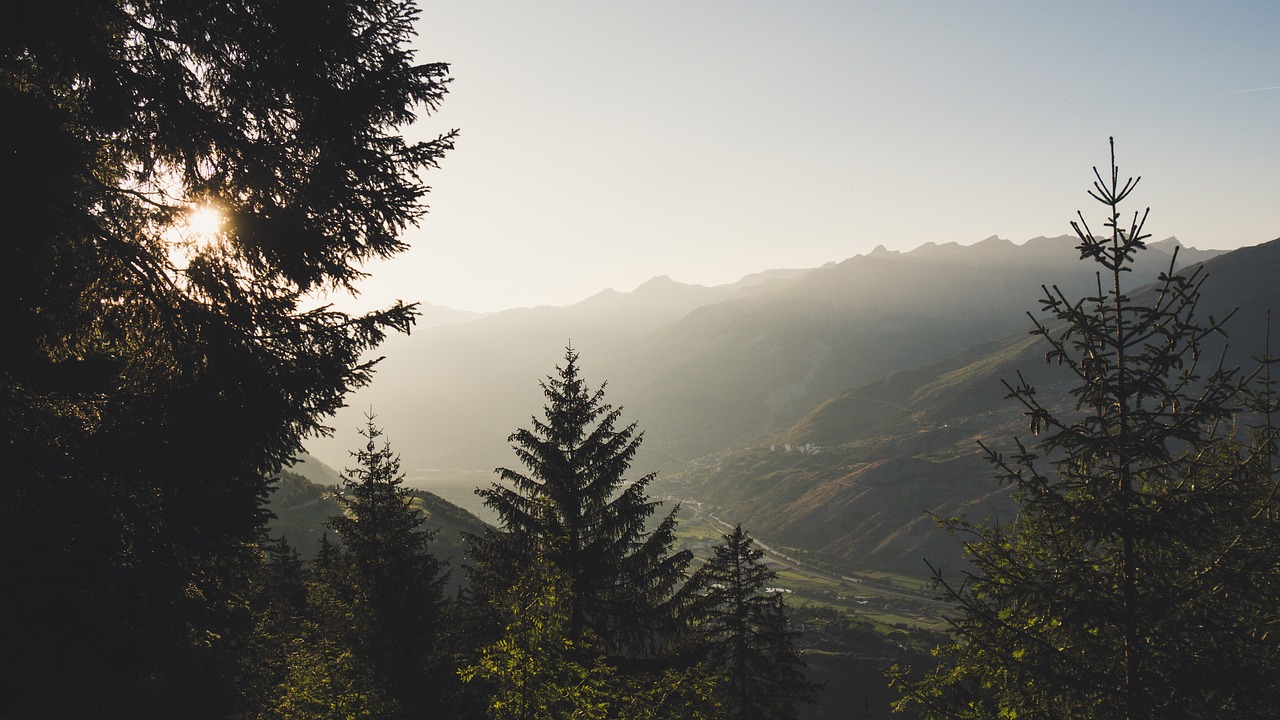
[306,231,1271,579]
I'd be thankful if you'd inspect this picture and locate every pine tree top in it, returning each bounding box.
[469,346,691,657]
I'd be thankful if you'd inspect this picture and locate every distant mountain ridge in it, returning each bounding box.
[412,301,490,328]
[306,235,1223,517]
[573,269,813,319]
[306,263,819,474]
[673,237,1279,577]
[620,234,1216,463]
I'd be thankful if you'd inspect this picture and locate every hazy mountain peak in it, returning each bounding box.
[1021,234,1070,247]
[1143,237,1224,267]
[413,302,490,328]
[1146,236,1183,252]
[634,274,690,292]
[585,287,623,300]
[733,267,814,287]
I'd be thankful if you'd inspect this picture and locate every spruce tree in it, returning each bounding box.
[468,347,692,657]
[894,141,1280,719]
[686,524,820,720]
[1,1,453,715]
[242,536,310,715]
[328,415,448,717]
[262,536,310,614]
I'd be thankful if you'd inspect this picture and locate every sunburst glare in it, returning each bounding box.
[185,205,224,242]
[164,203,227,272]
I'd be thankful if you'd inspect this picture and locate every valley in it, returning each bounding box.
[673,500,948,631]
[309,234,1280,590]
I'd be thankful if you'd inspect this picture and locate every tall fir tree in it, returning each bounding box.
[460,551,617,720]
[327,415,448,718]
[468,347,692,657]
[266,562,395,720]
[1,1,453,715]
[685,525,820,720]
[894,141,1280,719]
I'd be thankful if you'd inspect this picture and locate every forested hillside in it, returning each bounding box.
[675,236,1280,576]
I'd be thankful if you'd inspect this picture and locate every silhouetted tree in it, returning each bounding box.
[327,415,449,717]
[894,141,1280,719]
[686,525,819,720]
[262,536,311,613]
[468,347,692,657]
[461,551,614,720]
[0,1,453,715]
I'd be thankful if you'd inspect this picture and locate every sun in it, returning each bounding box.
[164,203,227,271]
[186,205,224,241]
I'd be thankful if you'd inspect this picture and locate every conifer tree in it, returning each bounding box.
[267,565,395,720]
[460,551,721,720]
[894,141,1280,719]
[263,536,311,613]
[2,1,452,715]
[460,552,616,720]
[468,347,692,657]
[686,525,819,720]
[328,415,448,717]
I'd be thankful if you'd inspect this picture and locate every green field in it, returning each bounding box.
[674,512,949,633]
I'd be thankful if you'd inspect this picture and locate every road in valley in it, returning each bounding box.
[673,498,950,611]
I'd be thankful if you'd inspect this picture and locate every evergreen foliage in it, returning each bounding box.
[894,141,1280,719]
[327,415,449,717]
[460,552,720,720]
[267,569,396,720]
[685,525,820,720]
[249,421,452,718]
[468,347,692,657]
[460,553,618,720]
[1,0,452,716]
[241,536,311,713]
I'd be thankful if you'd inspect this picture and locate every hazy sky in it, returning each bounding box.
[340,1,1280,314]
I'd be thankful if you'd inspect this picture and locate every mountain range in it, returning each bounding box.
[676,237,1280,576]
[304,234,1270,576]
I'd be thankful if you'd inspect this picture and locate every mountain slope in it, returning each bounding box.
[674,237,1279,577]
[306,235,1219,518]
[306,268,813,473]
[270,457,489,576]
[624,235,1212,464]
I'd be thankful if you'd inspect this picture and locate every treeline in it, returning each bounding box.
[240,349,820,719]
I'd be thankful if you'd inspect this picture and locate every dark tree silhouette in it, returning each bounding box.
[327,416,448,717]
[686,524,820,720]
[241,536,310,713]
[894,141,1280,719]
[0,1,452,716]
[468,347,692,657]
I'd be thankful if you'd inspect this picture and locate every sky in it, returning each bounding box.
[337,1,1280,314]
